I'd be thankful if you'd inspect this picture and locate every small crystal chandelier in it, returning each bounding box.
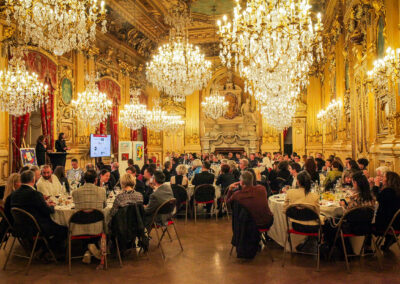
[5,0,107,56]
[201,85,229,120]
[145,99,169,132]
[0,45,48,116]
[120,88,147,131]
[146,2,212,101]
[165,114,185,132]
[260,96,298,131]
[72,73,112,127]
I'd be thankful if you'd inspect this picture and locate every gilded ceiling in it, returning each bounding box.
[104,0,327,60]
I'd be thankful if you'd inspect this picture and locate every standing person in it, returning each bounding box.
[55,133,69,167]
[55,133,69,152]
[35,135,47,167]
[54,166,70,193]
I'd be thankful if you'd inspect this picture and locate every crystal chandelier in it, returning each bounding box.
[201,85,229,120]
[71,73,112,127]
[120,88,147,131]
[5,0,107,56]
[146,2,212,101]
[317,99,342,126]
[145,100,169,132]
[218,0,324,122]
[165,114,185,132]
[0,45,48,116]
[260,96,298,131]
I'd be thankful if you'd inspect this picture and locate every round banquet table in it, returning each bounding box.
[268,193,364,253]
[51,197,114,235]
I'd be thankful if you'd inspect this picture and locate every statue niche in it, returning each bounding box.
[201,74,259,153]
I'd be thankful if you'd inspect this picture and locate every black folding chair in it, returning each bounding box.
[172,184,189,223]
[193,184,216,223]
[374,208,400,256]
[148,198,183,259]
[3,208,57,275]
[67,209,108,274]
[0,206,12,250]
[282,205,322,271]
[328,206,376,272]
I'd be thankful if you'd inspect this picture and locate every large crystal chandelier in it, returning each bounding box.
[120,88,147,131]
[145,100,169,132]
[0,45,48,116]
[260,96,298,131]
[146,2,212,102]
[218,0,323,129]
[165,114,185,132]
[71,73,112,127]
[201,85,229,120]
[5,0,107,56]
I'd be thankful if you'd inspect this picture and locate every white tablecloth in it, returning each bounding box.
[51,198,113,235]
[267,194,363,253]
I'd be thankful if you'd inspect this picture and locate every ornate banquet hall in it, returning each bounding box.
[0,0,399,282]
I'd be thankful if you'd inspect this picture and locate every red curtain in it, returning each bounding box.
[25,51,57,150]
[131,130,138,141]
[11,114,30,172]
[142,127,148,154]
[97,79,121,155]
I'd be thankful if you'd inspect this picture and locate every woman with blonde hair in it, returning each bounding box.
[227,160,240,181]
[110,173,143,217]
[2,173,21,206]
[171,164,189,188]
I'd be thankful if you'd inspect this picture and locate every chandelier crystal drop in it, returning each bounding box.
[5,0,107,56]
[201,86,229,120]
[119,88,147,131]
[71,73,112,127]
[146,2,212,101]
[0,46,48,117]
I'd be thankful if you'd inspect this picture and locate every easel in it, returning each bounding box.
[8,137,27,174]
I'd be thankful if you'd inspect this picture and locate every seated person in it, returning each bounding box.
[67,158,84,187]
[170,165,189,188]
[4,170,67,251]
[323,161,343,190]
[126,166,146,197]
[1,173,21,207]
[111,162,120,185]
[288,162,302,189]
[340,171,375,211]
[163,161,173,183]
[226,171,273,229]
[36,165,64,197]
[54,166,70,193]
[73,170,106,210]
[96,169,115,195]
[110,173,143,218]
[283,171,321,233]
[144,171,174,228]
[216,164,236,192]
[192,161,215,187]
[372,171,400,251]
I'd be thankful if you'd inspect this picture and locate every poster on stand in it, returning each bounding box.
[133,141,144,169]
[118,141,133,177]
[20,148,37,166]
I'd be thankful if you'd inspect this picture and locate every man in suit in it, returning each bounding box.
[4,170,67,250]
[111,162,120,184]
[72,170,106,210]
[192,161,215,187]
[144,171,174,229]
